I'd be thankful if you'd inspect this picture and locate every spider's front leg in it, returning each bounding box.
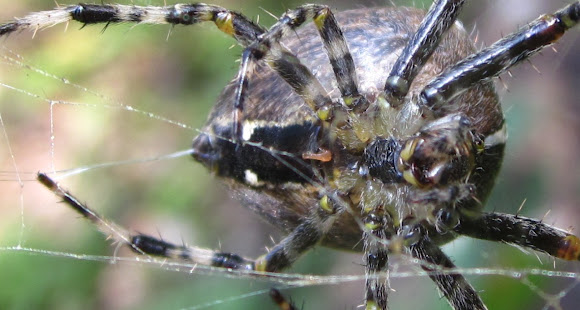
[384,0,467,107]
[455,212,580,261]
[419,1,580,117]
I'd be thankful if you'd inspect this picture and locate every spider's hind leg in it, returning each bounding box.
[0,4,265,45]
[37,173,254,269]
[38,173,338,273]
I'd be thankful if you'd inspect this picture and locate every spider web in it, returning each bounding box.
[0,1,579,309]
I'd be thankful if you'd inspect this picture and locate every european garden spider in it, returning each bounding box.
[1,1,579,309]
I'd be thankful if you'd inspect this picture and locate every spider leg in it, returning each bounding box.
[270,288,298,310]
[261,5,367,111]
[410,236,487,310]
[230,4,364,140]
[455,212,580,261]
[231,40,335,142]
[235,3,368,128]
[384,0,466,106]
[419,1,580,117]
[257,42,334,121]
[0,4,266,45]
[254,207,339,272]
[38,172,337,272]
[363,225,390,310]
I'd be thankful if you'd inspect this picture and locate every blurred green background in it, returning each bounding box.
[0,0,579,309]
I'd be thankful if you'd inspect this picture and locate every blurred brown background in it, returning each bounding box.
[0,1,579,309]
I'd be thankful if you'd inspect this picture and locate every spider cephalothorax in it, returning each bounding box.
[3,1,580,309]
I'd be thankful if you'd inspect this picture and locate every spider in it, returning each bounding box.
[1,1,580,309]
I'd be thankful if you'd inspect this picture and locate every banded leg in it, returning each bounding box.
[455,212,580,261]
[266,4,366,111]
[0,4,265,45]
[384,0,466,107]
[410,237,487,310]
[38,173,338,273]
[231,40,336,141]
[0,4,269,144]
[232,4,374,141]
[419,1,580,116]
[0,3,358,141]
[362,212,391,310]
[238,4,366,125]
[364,235,389,310]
